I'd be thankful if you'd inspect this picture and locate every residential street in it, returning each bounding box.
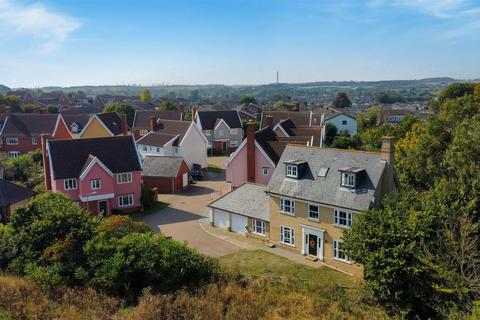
[137,157,240,257]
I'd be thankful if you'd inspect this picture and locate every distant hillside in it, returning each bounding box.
[0,84,11,95]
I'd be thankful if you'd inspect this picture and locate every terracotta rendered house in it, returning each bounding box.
[193,110,243,154]
[79,112,128,138]
[136,117,208,170]
[225,121,312,189]
[43,136,143,215]
[0,109,74,157]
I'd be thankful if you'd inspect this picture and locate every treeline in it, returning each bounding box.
[343,82,480,319]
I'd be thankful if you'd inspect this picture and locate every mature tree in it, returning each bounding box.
[183,111,192,121]
[140,89,152,103]
[103,103,135,126]
[21,104,40,114]
[0,95,21,112]
[240,96,256,105]
[47,105,59,114]
[156,102,177,111]
[0,150,44,190]
[332,92,352,109]
[324,122,337,145]
[437,82,475,104]
[5,192,97,287]
[356,106,380,132]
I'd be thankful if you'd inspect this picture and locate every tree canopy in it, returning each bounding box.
[156,101,177,110]
[140,89,152,103]
[240,96,256,105]
[103,103,135,127]
[343,82,480,318]
[332,92,352,109]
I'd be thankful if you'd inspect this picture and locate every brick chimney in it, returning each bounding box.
[4,107,11,117]
[149,116,158,132]
[264,115,273,128]
[121,113,128,135]
[41,134,52,190]
[247,120,256,183]
[191,107,197,123]
[381,136,396,191]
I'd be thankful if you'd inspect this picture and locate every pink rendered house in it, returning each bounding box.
[43,135,143,215]
[225,120,313,189]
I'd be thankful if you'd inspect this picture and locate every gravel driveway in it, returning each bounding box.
[137,162,240,257]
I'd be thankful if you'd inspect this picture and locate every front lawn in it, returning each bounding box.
[219,250,354,286]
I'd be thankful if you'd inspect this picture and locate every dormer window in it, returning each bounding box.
[286,164,298,178]
[341,172,355,188]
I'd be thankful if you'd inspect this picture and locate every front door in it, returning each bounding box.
[99,201,108,216]
[308,234,318,256]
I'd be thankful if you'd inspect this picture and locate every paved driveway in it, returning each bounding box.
[137,160,240,257]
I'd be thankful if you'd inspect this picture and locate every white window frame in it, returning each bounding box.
[286,164,298,178]
[64,179,77,190]
[308,204,320,221]
[252,219,266,236]
[174,146,180,154]
[262,167,269,176]
[280,226,295,246]
[118,194,134,207]
[229,140,238,147]
[6,137,18,145]
[341,172,355,188]
[31,137,37,145]
[7,151,20,158]
[117,172,133,184]
[91,179,101,190]
[333,240,350,263]
[230,128,239,135]
[205,130,212,136]
[142,146,147,151]
[334,209,352,228]
[280,197,295,215]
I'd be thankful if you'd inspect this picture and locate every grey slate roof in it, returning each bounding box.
[48,136,142,180]
[136,131,178,147]
[0,180,36,207]
[142,156,186,177]
[96,112,124,135]
[208,183,269,221]
[61,114,91,133]
[0,114,59,137]
[196,110,242,130]
[132,110,183,130]
[265,145,389,211]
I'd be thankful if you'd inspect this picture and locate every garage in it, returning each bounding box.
[231,213,247,233]
[142,156,190,194]
[213,209,228,229]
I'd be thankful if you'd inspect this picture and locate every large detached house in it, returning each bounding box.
[0,109,73,157]
[132,110,184,139]
[265,139,397,276]
[136,118,208,170]
[43,136,143,215]
[194,110,243,154]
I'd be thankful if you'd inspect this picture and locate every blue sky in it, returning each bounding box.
[0,0,479,87]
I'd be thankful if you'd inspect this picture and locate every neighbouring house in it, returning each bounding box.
[6,90,37,104]
[264,138,397,276]
[136,118,208,169]
[193,109,243,154]
[225,121,311,188]
[37,91,72,109]
[0,109,73,157]
[376,106,413,125]
[61,114,91,138]
[43,135,143,215]
[142,156,190,193]
[208,183,269,238]
[0,166,36,223]
[132,110,184,139]
[79,112,128,138]
[261,109,357,146]
[237,103,263,122]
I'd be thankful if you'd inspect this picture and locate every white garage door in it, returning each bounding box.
[213,210,229,229]
[182,173,188,187]
[231,214,247,234]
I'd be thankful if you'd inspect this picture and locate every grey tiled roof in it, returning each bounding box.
[142,156,186,177]
[0,180,36,207]
[0,114,58,137]
[208,183,269,221]
[266,145,390,211]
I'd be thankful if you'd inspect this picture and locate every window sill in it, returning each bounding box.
[251,232,266,237]
[333,257,352,264]
[280,211,296,217]
[307,217,320,222]
[280,241,295,247]
[333,224,351,229]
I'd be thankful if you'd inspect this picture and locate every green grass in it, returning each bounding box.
[207,164,224,173]
[219,250,354,286]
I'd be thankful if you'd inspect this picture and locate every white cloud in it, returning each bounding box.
[0,0,80,52]
[392,0,467,18]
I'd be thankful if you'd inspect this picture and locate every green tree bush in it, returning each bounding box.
[103,103,135,126]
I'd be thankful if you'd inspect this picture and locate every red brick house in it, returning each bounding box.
[0,109,73,157]
[142,156,190,193]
